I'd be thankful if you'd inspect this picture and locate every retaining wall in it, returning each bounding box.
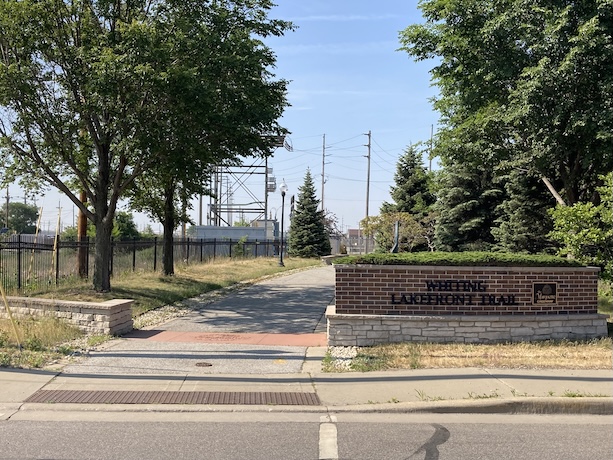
[327,264,608,345]
[1,297,134,336]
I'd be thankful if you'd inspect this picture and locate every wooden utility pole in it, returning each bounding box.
[364,130,371,254]
[77,190,88,278]
[321,134,326,211]
[5,187,9,229]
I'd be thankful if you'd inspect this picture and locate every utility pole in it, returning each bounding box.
[77,190,88,278]
[321,134,326,211]
[5,187,9,229]
[364,130,371,254]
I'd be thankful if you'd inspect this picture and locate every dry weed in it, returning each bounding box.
[356,338,612,370]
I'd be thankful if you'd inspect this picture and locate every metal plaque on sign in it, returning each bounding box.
[533,283,557,305]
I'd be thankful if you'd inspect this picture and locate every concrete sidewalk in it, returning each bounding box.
[1,265,612,418]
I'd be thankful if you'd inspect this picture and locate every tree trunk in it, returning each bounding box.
[92,214,113,292]
[162,185,176,276]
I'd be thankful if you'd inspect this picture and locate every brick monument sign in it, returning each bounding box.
[327,262,608,346]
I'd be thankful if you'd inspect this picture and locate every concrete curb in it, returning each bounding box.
[330,397,613,415]
[12,397,612,416]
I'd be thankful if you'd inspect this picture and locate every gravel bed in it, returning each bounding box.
[133,304,192,329]
[327,346,359,371]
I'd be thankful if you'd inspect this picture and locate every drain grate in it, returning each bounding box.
[25,390,321,406]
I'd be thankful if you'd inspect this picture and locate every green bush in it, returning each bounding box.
[333,251,584,267]
[24,336,44,352]
[0,330,9,347]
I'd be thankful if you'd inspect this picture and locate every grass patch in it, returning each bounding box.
[349,353,389,372]
[0,316,83,349]
[562,390,609,398]
[0,316,83,369]
[330,338,613,372]
[32,257,321,317]
[87,334,114,347]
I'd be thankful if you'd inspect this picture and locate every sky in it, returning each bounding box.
[250,0,439,232]
[15,0,440,234]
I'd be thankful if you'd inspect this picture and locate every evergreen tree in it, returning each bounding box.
[492,170,558,254]
[381,146,435,215]
[288,170,331,257]
[377,146,436,252]
[434,161,503,251]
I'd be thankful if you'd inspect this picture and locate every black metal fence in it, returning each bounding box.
[0,235,279,295]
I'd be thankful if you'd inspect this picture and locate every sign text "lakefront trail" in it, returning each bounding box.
[390,279,518,306]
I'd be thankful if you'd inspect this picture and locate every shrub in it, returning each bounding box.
[333,251,584,267]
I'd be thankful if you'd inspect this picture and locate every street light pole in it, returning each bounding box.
[279,179,288,267]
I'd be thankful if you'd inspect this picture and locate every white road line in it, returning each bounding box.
[319,415,338,460]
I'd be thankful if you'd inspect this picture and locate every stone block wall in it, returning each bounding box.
[327,306,608,346]
[328,264,608,345]
[1,297,134,336]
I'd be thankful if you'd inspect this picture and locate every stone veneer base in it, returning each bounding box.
[1,297,134,336]
[326,305,608,346]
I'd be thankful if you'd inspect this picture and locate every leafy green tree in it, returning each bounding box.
[0,202,38,234]
[400,0,613,206]
[549,173,613,280]
[114,212,139,241]
[61,222,95,241]
[140,225,158,240]
[361,212,426,253]
[0,1,162,290]
[126,0,292,275]
[61,212,140,240]
[0,0,291,288]
[288,170,331,258]
[234,215,252,227]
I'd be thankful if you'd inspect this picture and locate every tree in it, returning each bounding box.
[400,0,613,207]
[434,162,503,252]
[0,0,291,289]
[114,211,139,241]
[125,0,291,275]
[234,216,252,227]
[377,145,437,252]
[492,170,558,253]
[361,212,426,253]
[381,145,435,216]
[288,170,331,258]
[61,212,141,241]
[0,201,38,234]
[323,209,343,238]
[140,225,157,240]
[549,173,613,280]
[62,222,95,241]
